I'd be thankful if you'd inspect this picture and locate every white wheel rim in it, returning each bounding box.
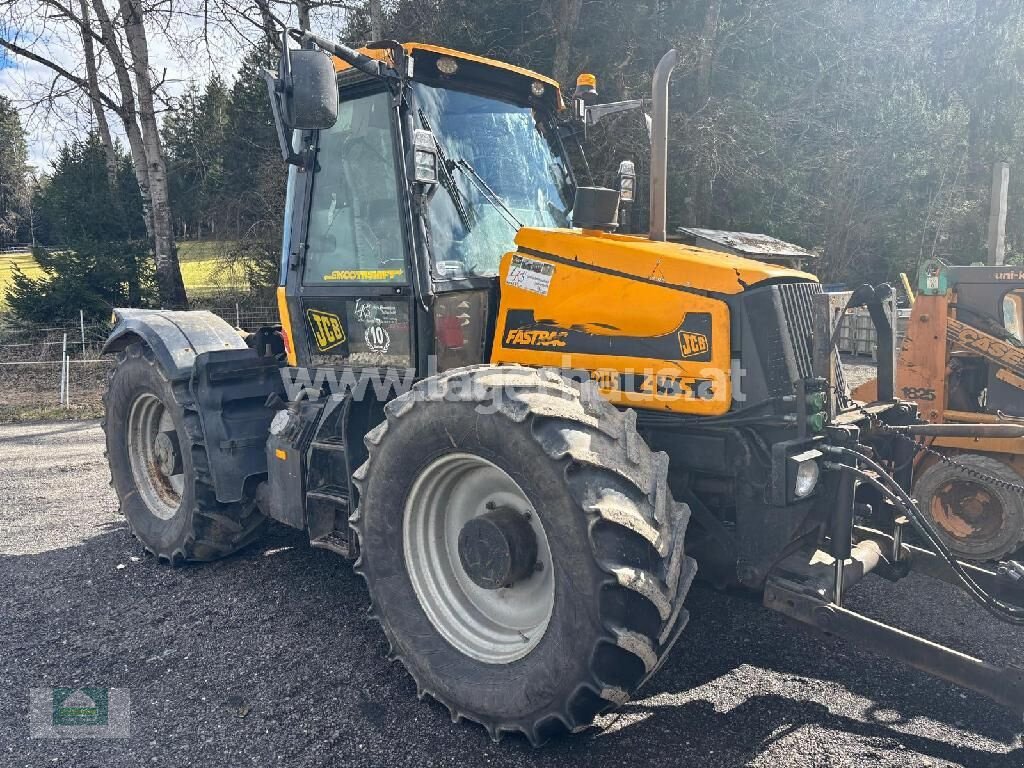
[402,453,555,664]
[127,393,184,520]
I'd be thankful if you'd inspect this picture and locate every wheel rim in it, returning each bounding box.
[127,393,184,521]
[403,453,554,664]
[930,479,1005,547]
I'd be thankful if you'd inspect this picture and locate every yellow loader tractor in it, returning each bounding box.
[100,31,1024,744]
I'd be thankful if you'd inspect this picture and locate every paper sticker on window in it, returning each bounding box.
[344,300,411,368]
[506,255,554,296]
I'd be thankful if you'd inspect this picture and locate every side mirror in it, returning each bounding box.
[264,32,339,166]
[281,48,339,130]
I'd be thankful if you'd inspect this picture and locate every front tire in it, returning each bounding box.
[103,342,265,562]
[351,366,696,744]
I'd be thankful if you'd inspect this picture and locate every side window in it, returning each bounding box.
[303,91,406,284]
[1004,291,1024,343]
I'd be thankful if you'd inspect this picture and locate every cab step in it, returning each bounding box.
[306,483,349,510]
[310,529,354,557]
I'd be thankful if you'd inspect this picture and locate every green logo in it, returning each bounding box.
[51,688,109,726]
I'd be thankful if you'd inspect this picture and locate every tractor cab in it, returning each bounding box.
[271,42,574,373]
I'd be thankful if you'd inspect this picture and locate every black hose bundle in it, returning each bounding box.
[829,445,1024,626]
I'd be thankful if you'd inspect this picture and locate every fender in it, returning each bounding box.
[103,309,284,504]
[103,309,249,380]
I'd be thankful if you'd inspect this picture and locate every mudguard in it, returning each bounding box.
[103,309,284,504]
[103,309,249,380]
[191,349,286,503]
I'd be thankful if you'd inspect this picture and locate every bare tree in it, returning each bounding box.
[79,0,118,188]
[686,0,721,227]
[0,0,189,308]
[118,0,185,307]
[548,0,583,86]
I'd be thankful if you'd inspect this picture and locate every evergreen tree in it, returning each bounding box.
[0,94,29,249]
[164,76,230,239]
[5,133,154,323]
[218,44,286,292]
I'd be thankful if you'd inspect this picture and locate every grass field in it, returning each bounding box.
[0,252,44,304]
[0,241,255,307]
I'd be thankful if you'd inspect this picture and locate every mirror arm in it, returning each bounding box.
[584,99,649,128]
[294,30,396,81]
[262,69,307,167]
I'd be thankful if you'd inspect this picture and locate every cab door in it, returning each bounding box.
[284,86,416,372]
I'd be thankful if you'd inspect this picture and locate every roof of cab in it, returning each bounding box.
[332,42,561,93]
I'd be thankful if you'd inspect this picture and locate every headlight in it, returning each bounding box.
[269,409,293,436]
[791,450,822,498]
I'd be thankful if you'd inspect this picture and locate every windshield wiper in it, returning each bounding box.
[418,109,523,234]
[418,109,474,233]
[451,159,523,232]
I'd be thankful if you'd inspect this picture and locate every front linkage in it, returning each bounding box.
[762,287,1024,716]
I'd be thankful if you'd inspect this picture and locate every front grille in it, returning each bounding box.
[739,280,847,401]
[778,282,818,379]
[777,281,847,397]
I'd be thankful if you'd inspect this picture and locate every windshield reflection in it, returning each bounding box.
[413,83,573,278]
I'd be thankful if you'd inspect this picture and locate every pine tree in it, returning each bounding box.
[0,95,29,249]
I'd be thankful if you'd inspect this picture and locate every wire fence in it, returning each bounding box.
[0,301,281,412]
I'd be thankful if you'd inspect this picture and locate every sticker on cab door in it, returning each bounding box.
[306,308,347,352]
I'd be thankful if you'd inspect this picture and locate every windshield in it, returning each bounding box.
[413,83,573,278]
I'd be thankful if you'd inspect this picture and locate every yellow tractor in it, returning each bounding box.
[99,32,1024,744]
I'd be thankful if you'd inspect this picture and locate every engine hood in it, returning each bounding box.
[514,227,817,295]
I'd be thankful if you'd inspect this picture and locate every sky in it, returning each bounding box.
[0,3,294,173]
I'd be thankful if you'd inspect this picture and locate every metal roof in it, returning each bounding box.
[677,227,817,259]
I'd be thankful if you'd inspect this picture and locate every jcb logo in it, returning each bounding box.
[307,309,346,352]
[678,330,709,359]
[504,328,568,348]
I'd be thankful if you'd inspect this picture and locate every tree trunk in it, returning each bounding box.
[119,0,188,309]
[687,0,722,227]
[253,0,278,46]
[549,0,584,87]
[90,0,154,242]
[369,0,384,39]
[296,0,311,31]
[79,0,118,188]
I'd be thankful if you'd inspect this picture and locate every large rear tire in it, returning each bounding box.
[103,342,265,562]
[351,366,696,744]
[914,454,1024,561]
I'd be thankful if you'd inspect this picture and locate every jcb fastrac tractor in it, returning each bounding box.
[102,31,1024,744]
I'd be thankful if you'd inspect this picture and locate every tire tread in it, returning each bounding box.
[350,365,696,745]
[103,342,264,562]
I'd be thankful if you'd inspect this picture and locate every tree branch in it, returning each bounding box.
[0,35,124,116]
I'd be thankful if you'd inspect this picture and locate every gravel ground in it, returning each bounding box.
[840,354,879,392]
[2,420,1022,767]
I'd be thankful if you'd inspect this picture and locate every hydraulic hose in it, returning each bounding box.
[827,445,1024,625]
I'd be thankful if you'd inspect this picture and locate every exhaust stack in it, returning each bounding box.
[649,49,679,242]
